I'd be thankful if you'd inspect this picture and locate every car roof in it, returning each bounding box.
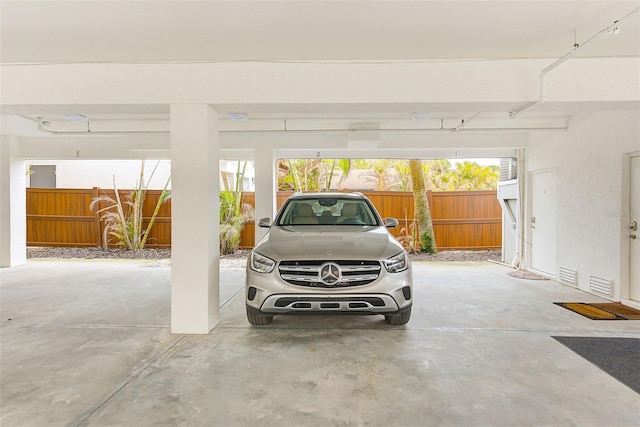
[290,192,365,200]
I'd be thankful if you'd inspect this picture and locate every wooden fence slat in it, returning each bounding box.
[27,188,502,251]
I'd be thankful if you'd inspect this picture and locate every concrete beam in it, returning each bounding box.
[14,129,527,161]
[2,58,638,107]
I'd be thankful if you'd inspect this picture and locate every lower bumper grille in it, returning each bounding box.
[261,294,399,313]
[274,296,386,307]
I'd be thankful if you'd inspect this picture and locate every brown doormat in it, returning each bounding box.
[554,302,640,320]
[591,303,640,320]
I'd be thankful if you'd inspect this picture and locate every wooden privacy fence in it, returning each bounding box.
[26,188,501,250]
[26,187,171,248]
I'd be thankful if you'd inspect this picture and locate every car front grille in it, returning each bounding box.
[278,260,381,288]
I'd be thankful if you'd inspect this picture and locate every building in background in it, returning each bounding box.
[26,159,255,191]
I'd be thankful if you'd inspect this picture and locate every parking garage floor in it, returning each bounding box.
[1,259,639,427]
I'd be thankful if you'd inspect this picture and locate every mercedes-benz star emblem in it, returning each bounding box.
[319,262,341,286]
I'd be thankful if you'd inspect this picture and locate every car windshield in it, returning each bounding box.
[277,197,380,226]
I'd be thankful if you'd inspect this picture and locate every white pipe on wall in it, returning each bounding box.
[512,148,526,268]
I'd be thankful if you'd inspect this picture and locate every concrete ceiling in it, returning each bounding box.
[1,1,639,145]
[2,1,639,64]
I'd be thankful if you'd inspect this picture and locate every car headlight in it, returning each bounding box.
[384,252,408,273]
[250,251,275,274]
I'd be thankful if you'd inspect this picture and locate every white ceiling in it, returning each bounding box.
[2,1,639,64]
[1,1,639,139]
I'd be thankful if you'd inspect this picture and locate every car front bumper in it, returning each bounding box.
[246,264,413,315]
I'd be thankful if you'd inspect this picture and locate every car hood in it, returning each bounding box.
[254,225,403,261]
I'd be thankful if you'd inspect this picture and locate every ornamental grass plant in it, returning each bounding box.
[90,161,171,250]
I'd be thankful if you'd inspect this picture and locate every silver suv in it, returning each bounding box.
[245,192,413,326]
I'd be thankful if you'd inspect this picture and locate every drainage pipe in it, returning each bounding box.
[510,6,640,119]
[512,148,526,269]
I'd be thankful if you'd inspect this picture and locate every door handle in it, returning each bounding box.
[630,220,638,231]
[631,234,637,240]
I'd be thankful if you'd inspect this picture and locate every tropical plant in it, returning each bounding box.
[361,159,405,191]
[397,210,420,253]
[409,159,437,254]
[322,158,352,190]
[440,161,499,191]
[277,158,499,192]
[277,158,352,191]
[422,159,453,190]
[220,192,244,254]
[220,161,254,254]
[90,161,171,250]
[277,158,323,191]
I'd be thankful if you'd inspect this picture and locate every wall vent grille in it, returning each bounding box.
[559,267,577,286]
[589,276,613,297]
[499,158,517,181]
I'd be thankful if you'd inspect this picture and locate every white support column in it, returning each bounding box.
[0,136,26,268]
[170,105,220,334]
[253,146,276,243]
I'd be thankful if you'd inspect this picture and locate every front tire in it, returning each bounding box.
[384,308,411,325]
[246,306,273,325]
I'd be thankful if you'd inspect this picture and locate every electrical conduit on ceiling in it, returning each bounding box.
[22,115,568,135]
[510,6,640,119]
[20,7,640,135]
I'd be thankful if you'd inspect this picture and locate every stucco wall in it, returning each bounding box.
[26,159,256,190]
[28,160,172,190]
[527,111,640,299]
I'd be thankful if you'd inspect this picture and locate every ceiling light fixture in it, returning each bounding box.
[411,112,431,121]
[227,113,249,121]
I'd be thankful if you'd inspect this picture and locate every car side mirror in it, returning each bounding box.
[384,217,399,228]
[258,217,272,228]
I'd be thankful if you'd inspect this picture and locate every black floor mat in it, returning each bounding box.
[553,336,640,394]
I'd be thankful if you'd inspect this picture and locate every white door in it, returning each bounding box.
[531,170,557,276]
[630,157,640,301]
